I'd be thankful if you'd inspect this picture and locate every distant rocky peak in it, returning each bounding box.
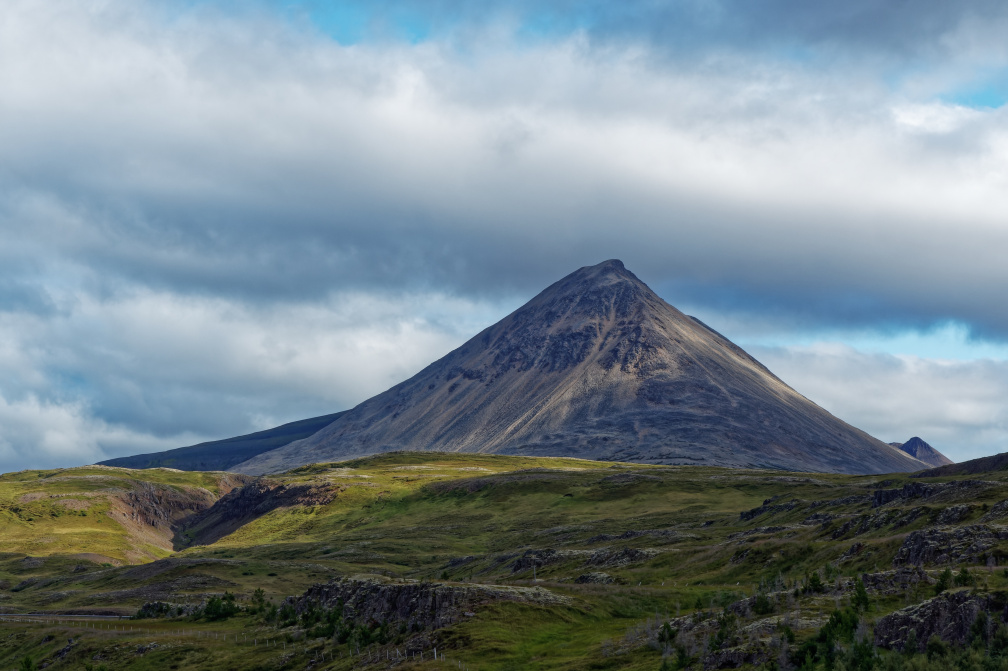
[896,437,954,468]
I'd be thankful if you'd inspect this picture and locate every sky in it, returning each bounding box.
[2,0,1008,472]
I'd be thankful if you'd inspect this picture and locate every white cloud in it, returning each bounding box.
[755,344,1008,462]
[0,394,193,472]
[0,287,503,471]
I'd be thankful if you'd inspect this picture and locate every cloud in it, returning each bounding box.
[754,344,1008,462]
[0,285,499,471]
[2,1,1007,331]
[1,0,1008,470]
[0,395,192,472]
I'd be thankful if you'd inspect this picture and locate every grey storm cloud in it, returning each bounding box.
[1,0,1007,471]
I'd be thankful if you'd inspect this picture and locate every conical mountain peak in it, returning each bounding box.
[232,261,928,475]
[897,437,954,468]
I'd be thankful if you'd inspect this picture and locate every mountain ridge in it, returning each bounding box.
[99,412,346,471]
[233,260,925,475]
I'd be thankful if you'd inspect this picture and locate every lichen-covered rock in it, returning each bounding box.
[938,505,973,525]
[586,547,658,567]
[872,481,992,508]
[892,525,1008,566]
[135,601,201,618]
[575,572,614,584]
[874,590,987,651]
[510,548,586,573]
[290,578,569,631]
[739,497,800,521]
[703,645,770,670]
[860,566,933,595]
[830,507,926,540]
[839,542,865,563]
[982,500,1008,523]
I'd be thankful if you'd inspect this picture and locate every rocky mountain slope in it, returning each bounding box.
[99,412,345,471]
[893,437,954,468]
[233,260,925,475]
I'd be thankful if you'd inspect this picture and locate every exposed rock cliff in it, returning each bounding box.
[289,577,568,631]
[875,590,990,652]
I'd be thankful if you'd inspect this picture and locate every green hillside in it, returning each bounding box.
[3,453,1008,670]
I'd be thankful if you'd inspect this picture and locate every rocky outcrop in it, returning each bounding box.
[508,546,658,573]
[872,481,991,508]
[575,572,614,584]
[135,601,201,618]
[587,529,691,544]
[860,567,934,595]
[511,549,582,573]
[586,547,658,567]
[289,578,568,631]
[981,500,1008,523]
[874,590,987,651]
[830,507,927,540]
[893,525,1008,566]
[938,505,973,525]
[740,497,800,521]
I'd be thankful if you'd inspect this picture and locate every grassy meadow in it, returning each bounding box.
[3,453,1008,669]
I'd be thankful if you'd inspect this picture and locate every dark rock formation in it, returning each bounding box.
[135,601,201,618]
[233,260,925,476]
[289,578,567,631]
[983,500,1008,523]
[871,481,991,508]
[937,505,973,525]
[830,507,926,540]
[875,590,987,652]
[740,496,800,521]
[587,547,658,567]
[575,572,614,584]
[893,525,1008,566]
[860,567,934,595]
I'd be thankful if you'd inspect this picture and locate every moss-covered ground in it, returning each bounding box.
[2,453,1008,669]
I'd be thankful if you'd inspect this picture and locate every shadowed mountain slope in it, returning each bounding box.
[233,260,924,475]
[100,412,345,472]
[892,437,953,468]
[917,451,1008,478]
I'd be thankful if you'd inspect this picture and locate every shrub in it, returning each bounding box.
[852,577,870,612]
[926,634,948,660]
[203,592,239,621]
[804,572,825,594]
[754,591,774,616]
[935,568,953,596]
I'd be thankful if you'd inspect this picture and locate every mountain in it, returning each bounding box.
[232,260,925,475]
[916,451,1006,478]
[892,437,953,468]
[99,412,345,471]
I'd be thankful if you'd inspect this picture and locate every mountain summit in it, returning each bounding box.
[894,437,953,468]
[233,260,926,475]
